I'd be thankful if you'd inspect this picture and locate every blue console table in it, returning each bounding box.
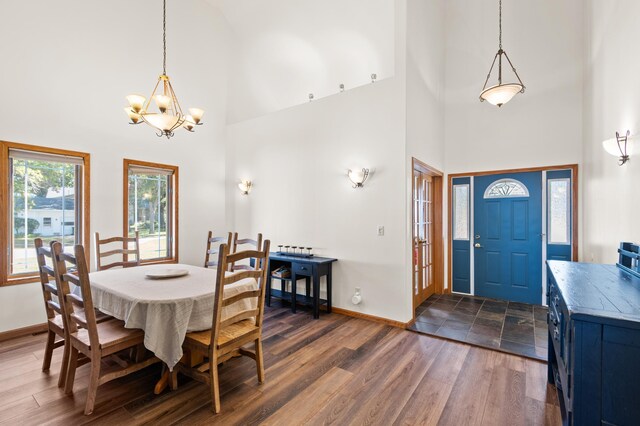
[267,253,337,319]
[547,260,640,425]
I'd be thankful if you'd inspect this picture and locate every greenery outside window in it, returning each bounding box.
[1,141,90,286]
[124,159,178,263]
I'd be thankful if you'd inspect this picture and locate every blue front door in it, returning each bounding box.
[474,172,542,304]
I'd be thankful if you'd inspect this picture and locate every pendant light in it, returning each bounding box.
[124,0,204,138]
[479,0,526,107]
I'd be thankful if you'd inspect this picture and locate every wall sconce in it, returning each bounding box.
[238,180,252,195]
[603,130,634,166]
[347,168,369,188]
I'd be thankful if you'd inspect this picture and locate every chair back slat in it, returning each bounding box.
[230,233,263,271]
[222,289,262,307]
[94,231,141,271]
[35,238,59,320]
[209,240,271,351]
[52,242,99,349]
[43,282,58,296]
[46,299,63,316]
[204,231,232,268]
[223,269,262,285]
[219,309,260,328]
[99,249,139,258]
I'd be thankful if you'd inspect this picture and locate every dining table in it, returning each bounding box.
[79,263,259,393]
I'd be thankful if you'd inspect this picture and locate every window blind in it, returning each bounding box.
[128,165,174,176]
[9,149,85,166]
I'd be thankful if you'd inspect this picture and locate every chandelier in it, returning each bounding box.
[124,0,204,138]
[479,0,526,107]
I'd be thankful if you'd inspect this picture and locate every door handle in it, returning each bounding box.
[474,243,483,248]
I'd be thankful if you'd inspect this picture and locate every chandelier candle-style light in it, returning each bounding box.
[479,0,526,107]
[124,0,204,138]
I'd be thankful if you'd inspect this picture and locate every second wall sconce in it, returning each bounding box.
[238,180,252,195]
[603,130,634,166]
[347,168,370,188]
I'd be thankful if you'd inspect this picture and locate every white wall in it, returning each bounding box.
[0,0,230,332]
[225,1,420,323]
[213,0,395,123]
[583,0,640,263]
[444,0,584,175]
[404,0,446,294]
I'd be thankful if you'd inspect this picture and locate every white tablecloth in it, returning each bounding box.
[84,264,257,370]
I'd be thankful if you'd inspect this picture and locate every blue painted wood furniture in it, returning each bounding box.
[267,253,337,319]
[547,259,640,425]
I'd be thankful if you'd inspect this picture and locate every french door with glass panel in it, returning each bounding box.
[413,168,435,307]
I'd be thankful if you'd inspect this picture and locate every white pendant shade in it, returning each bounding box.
[142,113,183,132]
[188,108,204,124]
[480,83,523,107]
[603,136,635,157]
[124,107,142,124]
[126,94,146,113]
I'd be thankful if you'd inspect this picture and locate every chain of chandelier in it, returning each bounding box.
[479,0,526,107]
[124,0,204,139]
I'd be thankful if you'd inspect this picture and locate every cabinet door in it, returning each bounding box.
[602,325,640,425]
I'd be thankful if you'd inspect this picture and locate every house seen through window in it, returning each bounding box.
[6,146,87,278]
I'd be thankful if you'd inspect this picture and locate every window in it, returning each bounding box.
[484,178,529,198]
[453,184,470,240]
[124,159,178,263]
[548,178,571,244]
[0,142,90,285]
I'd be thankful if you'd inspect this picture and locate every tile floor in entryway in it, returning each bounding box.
[408,293,548,361]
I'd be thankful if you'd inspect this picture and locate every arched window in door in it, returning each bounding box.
[483,178,530,198]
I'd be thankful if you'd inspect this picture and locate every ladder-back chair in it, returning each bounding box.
[204,231,232,269]
[35,238,67,387]
[172,240,271,413]
[230,232,263,271]
[51,242,160,415]
[94,231,140,271]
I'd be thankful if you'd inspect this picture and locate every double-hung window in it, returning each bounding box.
[124,159,178,263]
[1,142,90,286]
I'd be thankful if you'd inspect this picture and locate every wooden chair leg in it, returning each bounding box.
[84,355,102,415]
[42,330,56,372]
[64,347,79,395]
[57,339,70,388]
[210,355,221,414]
[169,366,178,391]
[255,338,265,384]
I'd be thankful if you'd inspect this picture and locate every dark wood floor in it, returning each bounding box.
[0,301,561,425]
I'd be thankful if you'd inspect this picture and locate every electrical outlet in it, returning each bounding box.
[377,225,384,236]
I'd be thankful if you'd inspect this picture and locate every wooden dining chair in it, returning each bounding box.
[204,231,232,269]
[94,231,140,271]
[51,242,160,415]
[230,232,263,271]
[171,240,271,413]
[35,238,68,387]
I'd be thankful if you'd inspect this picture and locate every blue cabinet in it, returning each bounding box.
[547,260,640,425]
